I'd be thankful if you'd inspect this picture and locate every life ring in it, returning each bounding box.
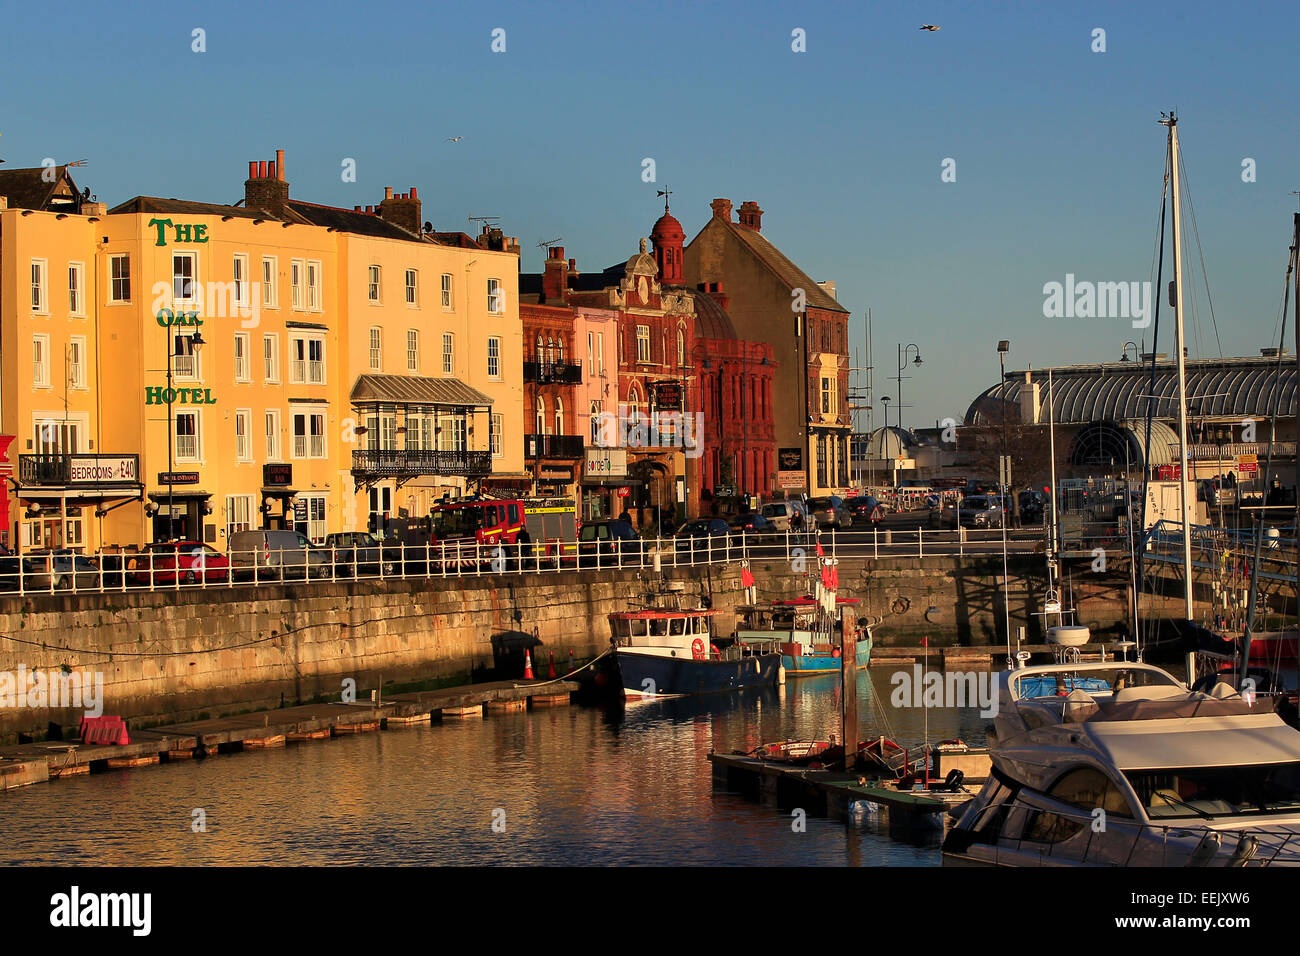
[891,597,911,615]
[691,638,706,661]
[710,643,720,658]
[832,648,841,658]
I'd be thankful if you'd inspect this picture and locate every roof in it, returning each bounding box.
[349,374,494,407]
[967,356,1298,426]
[1085,713,1300,770]
[0,166,83,212]
[693,290,737,340]
[863,426,917,459]
[288,200,422,241]
[110,196,265,219]
[722,223,847,313]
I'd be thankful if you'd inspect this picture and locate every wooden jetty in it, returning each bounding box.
[0,677,577,789]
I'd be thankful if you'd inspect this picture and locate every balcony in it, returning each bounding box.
[351,448,492,482]
[19,453,140,487]
[523,361,583,385]
[1188,442,1296,461]
[525,434,585,459]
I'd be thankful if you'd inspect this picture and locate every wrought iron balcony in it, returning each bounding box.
[18,453,140,486]
[351,448,492,480]
[523,361,583,385]
[525,434,585,459]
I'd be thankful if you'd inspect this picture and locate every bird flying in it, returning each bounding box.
[445,136,463,142]
[920,24,940,31]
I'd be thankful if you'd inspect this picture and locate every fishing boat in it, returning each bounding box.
[733,597,873,674]
[942,660,1300,866]
[608,584,781,699]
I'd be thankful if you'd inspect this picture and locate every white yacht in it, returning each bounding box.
[942,661,1300,866]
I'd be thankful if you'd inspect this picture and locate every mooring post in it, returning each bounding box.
[839,604,857,771]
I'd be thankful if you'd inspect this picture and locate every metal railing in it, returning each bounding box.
[350,448,492,478]
[0,526,1049,597]
[523,360,583,385]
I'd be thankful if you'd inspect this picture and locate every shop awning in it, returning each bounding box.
[147,489,213,500]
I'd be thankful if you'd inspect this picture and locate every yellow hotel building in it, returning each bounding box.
[0,154,524,552]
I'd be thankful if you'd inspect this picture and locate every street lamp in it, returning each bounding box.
[881,395,892,431]
[1120,341,1140,363]
[996,340,1016,526]
[896,344,922,430]
[165,324,204,541]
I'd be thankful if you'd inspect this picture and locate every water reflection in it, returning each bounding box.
[0,664,978,866]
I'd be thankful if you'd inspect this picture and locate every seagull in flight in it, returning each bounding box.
[446,136,464,143]
[920,24,940,31]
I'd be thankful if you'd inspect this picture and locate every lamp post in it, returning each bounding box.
[996,340,1015,526]
[164,321,204,541]
[896,343,922,431]
[881,395,891,431]
[1120,341,1140,363]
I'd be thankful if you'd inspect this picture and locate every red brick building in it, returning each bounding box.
[519,303,583,497]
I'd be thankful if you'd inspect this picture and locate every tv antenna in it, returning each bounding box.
[538,237,564,250]
[468,216,501,228]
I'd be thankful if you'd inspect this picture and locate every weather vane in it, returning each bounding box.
[657,186,672,213]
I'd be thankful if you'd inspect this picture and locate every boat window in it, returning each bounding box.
[1022,809,1084,844]
[650,618,668,636]
[669,617,684,636]
[1125,763,1300,819]
[1047,767,1133,819]
[631,619,647,638]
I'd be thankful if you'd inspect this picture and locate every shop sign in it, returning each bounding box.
[144,387,217,405]
[147,218,211,247]
[158,471,199,485]
[264,463,292,486]
[70,456,138,484]
[653,382,683,411]
[585,447,628,478]
[777,471,805,490]
[616,487,630,498]
[778,447,803,470]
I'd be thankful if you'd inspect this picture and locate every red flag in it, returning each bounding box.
[815,539,825,558]
[830,565,839,589]
[921,636,929,647]
[741,567,755,588]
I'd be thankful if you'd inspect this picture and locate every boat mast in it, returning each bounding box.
[1162,112,1198,683]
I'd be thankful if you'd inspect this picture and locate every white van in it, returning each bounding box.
[758,499,809,532]
[228,529,329,580]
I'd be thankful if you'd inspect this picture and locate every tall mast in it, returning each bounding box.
[1048,367,1058,591]
[1163,113,1198,683]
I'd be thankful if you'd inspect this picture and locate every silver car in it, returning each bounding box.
[227,530,329,579]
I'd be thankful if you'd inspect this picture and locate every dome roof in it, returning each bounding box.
[693,290,737,340]
[650,210,684,242]
[624,238,658,277]
[864,426,917,459]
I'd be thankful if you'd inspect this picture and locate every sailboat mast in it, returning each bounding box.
[1166,114,1198,683]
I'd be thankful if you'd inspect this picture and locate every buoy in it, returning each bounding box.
[524,649,535,680]
[777,663,787,685]
[547,650,556,678]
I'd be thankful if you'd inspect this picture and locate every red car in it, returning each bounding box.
[129,540,232,585]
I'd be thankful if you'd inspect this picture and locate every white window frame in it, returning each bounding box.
[69,336,87,390]
[233,332,251,383]
[31,259,48,314]
[291,258,305,310]
[261,256,278,308]
[487,278,503,314]
[368,265,381,303]
[442,332,454,374]
[33,334,50,387]
[68,262,86,317]
[173,251,198,305]
[233,253,250,308]
[175,410,202,463]
[406,329,419,372]
[369,327,382,371]
[226,494,255,538]
[290,334,326,385]
[307,259,322,311]
[263,333,280,383]
[109,254,131,304]
[291,407,327,460]
[235,408,253,462]
[265,408,282,462]
[440,273,453,310]
[636,325,650,363]
[491,413,503,458]
[487,336,501,380]
[405,269,418,307]
[172,331,201,381]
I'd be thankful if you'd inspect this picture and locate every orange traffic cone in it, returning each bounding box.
[547,651,556,679]
[524,649,535,680]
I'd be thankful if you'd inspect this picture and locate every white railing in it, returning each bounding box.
[0,527,1049,597]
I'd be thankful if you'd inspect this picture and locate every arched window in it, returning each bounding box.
[547,335,555,365]
[555,396,565,435]
[628,383,642,423]
[677,328,685,367]
[536,397,546,434]
[535,334,543,363]
[557,338,565,362]
[590,401,602,443]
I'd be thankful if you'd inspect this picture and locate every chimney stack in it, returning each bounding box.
[378,185,422,236]
[737,201,763,232]
[710,198,733,222]
[698,281,730,312]
[542,246,569,302]
[245,150,290,217]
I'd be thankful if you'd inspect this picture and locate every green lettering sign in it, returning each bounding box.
[145,219,211,247]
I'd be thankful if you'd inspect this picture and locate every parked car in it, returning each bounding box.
[1018,490,1048,525]
[130,540,232,585]
[726,511,777,543]
[324,532,399,576]
[675,518,733,555]
[23,549,103,589]
[227,530,329,580]
[758,499,809,532]
[576,519,645,566]
[0,551,60,591]
[807,495,852,529]
[848,495,885,524]
[958,494,1007,529]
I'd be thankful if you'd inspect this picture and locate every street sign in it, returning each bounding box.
[616,486,630,498]
[157,471,199,485]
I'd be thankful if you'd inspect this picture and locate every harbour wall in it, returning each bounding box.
[0,555,1177,743]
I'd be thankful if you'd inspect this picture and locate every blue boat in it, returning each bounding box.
[733,597,873,675]
[608,591,781,698]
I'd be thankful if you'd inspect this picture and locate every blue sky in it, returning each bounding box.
[3,0,1295,428]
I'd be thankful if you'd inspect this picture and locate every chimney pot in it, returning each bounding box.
[268,161,276,180]
[365,205,373,213]
[710,198,733,222]
[248,161,258,179]
[384,187,394,200]
[410,187,418,199]
[259,161,268,178]
[276,149,285,181]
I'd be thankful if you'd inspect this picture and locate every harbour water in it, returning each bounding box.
[0,666,987,866]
